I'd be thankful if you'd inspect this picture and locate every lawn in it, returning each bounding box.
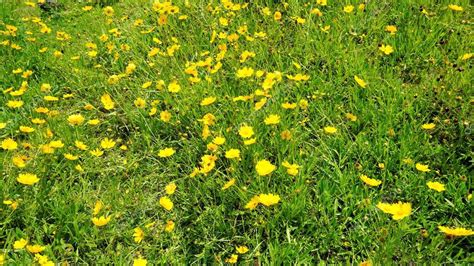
[0,0,473,264]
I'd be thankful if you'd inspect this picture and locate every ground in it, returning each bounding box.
[0,0,473,265]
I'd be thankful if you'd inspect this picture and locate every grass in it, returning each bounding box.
[0,0,473,264]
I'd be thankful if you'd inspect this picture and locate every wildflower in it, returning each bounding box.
[222,178,236,190]
[168,81,181,93]
[75,141,88,150]
[212,136,225,145]
[438,226,473,237]
[245,195,261,209]
[343,5,354,13]
[385,25,397,35]
[200,96,216,106]
[427,181,445,192]
[14,238,28,249]
[165,183,177,195]
[7,100,24,108]
[239,125,254,138]
[376,201,412,220]
[134,98,146,108]
[19,126,35,133]
[1,138,18,150]
[93,201,103,215]
[158,148,175,158]
[359,175,382,187]
[324,126,337,134]
[317,0,327,6]
[274,11,282,21]
[133,258,147,266]
[165,220,175,232]
[160,110,171,122]
[282,161,300,176]
[236,67,254,78]
[92,216,111,226]
[264,114,280,125]
[100,138,116,149]
[379,44,394,55]
[447,5,463,11]
[90,149,104,157]
[415,163,430,172]
[225,254,238,264]
[225,149,240,159]
[354,76,367,88]
[236,246,249,254]
[103,6,114,16]
[17,173,40,185]
[133,227,144,243]
[256,160,276,176]
[281,130,292,140]
[345,113,357,121]
[258,193,280,206]
[26,244,45,254]
[101,94,115,110]
[159,196,173,211]
[421,123,435,130]
[68,114,85,125]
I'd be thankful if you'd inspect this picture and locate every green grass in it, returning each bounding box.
[0,0,472,264]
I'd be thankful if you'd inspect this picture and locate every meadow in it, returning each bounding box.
[0,0,473,264]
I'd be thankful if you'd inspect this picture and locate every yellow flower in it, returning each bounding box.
[91,215,111,226]
[282,161,300,176]
[359,175,382,187]
[244,138,256,145]
[222,178,236,190]
[421,123,435,130]
[67,114,85,125]
[354,76,367,88]
[379,44,394,55]
[427,181,445,192]
[165,183,177,195]
[133,227,144,243]
[200,96,216,106]
[385,25,397,35]
[14,238,28,249]
[317,0,327,6]
[212,136,226,145]
[1,138,18,150]
[134,98,146,108]
[264,114,280,125]
[159,196,173,211]
[103,6,114,16]
[75,141,88,150]
[100,138,116,149]
[244,195,261,210]
[343,5,354,13]
[236,67,254,78]
[236,245,249,254]
[133,258,148,266]
[160,110,172,122]
[17,173,40,185]
[26,244,45,254]
[0,254,4,265]
[101,94,115,110]
[258,193,280,206]
[168,81,181,93]
[165,220,175,232]
[447,4,463,12]
[239,125,254,139]
[64,153,79,160]
[255,160,276,176]
[415,163,430,172]
[93,201,103,215]
[324,126,337,134]
[345,113,357,121]
[225,149,240,159]
[461,53,472,60]
[273,11,282,21]
[223,254,238,264]
[376,201,412,220]
[158,148,175,158]
[438,226,473,237]
[7,100,24,108]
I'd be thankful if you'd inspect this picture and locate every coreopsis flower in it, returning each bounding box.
[100,138,116,149]
[282,161,300,176]
[101,94,115,110]
[14,238,28,249]
[1,138,18,150]
[93,201,103,215]
[236,67,254,78]
[164,220,175,232]
[354,76,367,88]
[165,183,177,195]
[17,173,40,185]
[134,98,146,108]
[92,215,111,226]
[376,201,412,220]
[168,81,181,93]
[7,100,24,108]
[26,244,45,254]
[324,126,337,134]
[438,226,473,237]
[212,136,225,145]
[200,96,216,106]
[359,175,382,187]
[264,114,280,125]
[415,163,430,172]
[158,148,175,158]
[343,5,354,13]
[280,130,292,140]
[133,257,147,266]
[345,113,357,121]
[133,227,144,243]
[160,110,172,122]
[427,181,445,192]
[258,193,280,206]
[225,254,238,264]
[236,246,249,254]
[379,44,394,55]
[222,178,236,190]
[385,25,397,35]
[255,160,276,176]
[159,196,173,211]
[447,5,463,11]
[421,123,435,130]
[103,6,114,16]
[239,125,254,138]
[67,114,85,125]
[225,149,240,159]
